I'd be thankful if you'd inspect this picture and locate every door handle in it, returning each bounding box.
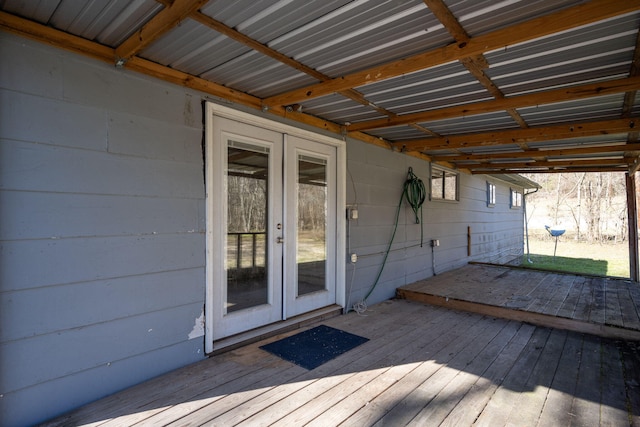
[276,237,284,244]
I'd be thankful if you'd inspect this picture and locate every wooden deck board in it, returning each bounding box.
[618,340,640,426]
[599,337,630,426]
[472,327,551,427]
[503,328,567,426]
[42,293,640,427]
[229,302,444,427]
[397,264,640,340]
[376,316,510,426]
[405,320,523,426]
[570,334,605,426]
[271,310,486,427]
[618,285,640,330]
[536,331,582,426]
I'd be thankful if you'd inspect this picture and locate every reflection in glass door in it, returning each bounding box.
[226,141,269,312]
[296,155,327,297]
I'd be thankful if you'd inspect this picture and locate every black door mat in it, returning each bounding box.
[260,324,369,370]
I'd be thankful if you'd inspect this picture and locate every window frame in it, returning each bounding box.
[510,188,523,208]
[486,181,496,207]
[430,166,459,202]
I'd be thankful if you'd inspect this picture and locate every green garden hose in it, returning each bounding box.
[360,167,426,305]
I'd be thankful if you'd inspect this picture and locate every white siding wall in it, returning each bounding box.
[0,32,525,426]
[0,33,206,427]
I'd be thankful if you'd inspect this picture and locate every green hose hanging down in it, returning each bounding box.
[360,167,426,305]
[404,167,427,243]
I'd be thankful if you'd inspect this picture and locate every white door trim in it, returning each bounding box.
[204,102,346,354]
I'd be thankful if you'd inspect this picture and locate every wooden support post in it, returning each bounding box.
[627,172,639,282]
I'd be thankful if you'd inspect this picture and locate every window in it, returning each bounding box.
[431,167,458,201]
[486,182,496,207]
[511,189,522,208]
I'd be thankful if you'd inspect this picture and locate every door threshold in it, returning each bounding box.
[209,305,343,355]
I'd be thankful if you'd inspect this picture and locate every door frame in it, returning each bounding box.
[204,102,346,354]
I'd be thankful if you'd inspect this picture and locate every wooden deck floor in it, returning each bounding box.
[398,264,640,341]
[43,297,640,426]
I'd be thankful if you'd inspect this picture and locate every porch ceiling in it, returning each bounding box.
[2,0,640,175]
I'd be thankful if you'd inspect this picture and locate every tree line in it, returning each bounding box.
[522,172,637,243]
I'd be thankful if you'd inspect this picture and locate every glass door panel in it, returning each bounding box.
[297,155,327,296]
[285,135,337,318]
[226,142,269,312]
[207,115,283,341]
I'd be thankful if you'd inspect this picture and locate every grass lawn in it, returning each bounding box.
[521,237,632,278]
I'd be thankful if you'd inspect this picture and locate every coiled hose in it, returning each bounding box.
[404,167,426,244]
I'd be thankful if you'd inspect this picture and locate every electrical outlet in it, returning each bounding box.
[431,239,440,247]
[350,253,358,263]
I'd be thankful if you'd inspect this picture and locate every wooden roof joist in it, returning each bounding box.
[347,78,640,133]
[464,158,636,170]
[472,165,631,174]
[115,0,209,63]
[431,143,640,162]
[398,119,639,152]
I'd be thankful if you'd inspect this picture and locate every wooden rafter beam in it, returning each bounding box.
[0,10,113,62]
[348,77,640,132]
[115,0,208,62]
[431,143,640,162]
[191,11,415,126]
[263,0,640,108]
[191,11,325,81]
[465,158,635,170]
[471,166,630,174]
[423,0,530,134]
[399,118,638,151]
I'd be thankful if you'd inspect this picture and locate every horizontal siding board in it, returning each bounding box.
[1,302,203,394]
[0,337,204,427]
[0,191,201,240]
[0,90,107,150]
[0,33,63,98]
[1,233,205,291]
[0,139,204,198]
[60,51,202,127]
[1,268,204,342]
[107,111,203,162]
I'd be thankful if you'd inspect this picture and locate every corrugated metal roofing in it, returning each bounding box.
[419,111,521,134]
[451,0,585,37]
[1,0,639,174]
[485,13,640,96]
[0,0,163,47]
[517,94,626,125]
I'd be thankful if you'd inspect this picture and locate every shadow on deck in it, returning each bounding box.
[397,263,640,341]
[40,265,640,426]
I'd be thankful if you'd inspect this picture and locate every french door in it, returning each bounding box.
[205,108,343,348]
